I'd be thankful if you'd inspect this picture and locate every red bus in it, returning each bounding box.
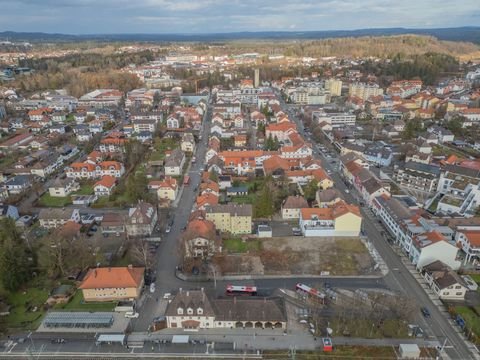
[226,285,257,296]
[296,283,325,301]
[183,175,190,186]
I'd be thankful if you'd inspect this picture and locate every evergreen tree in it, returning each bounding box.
[0,219,31,291]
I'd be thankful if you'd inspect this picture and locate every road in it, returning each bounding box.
[278,95,476,359]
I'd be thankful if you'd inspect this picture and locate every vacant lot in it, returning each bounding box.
[216,236,375,276]
[260,237,375,276]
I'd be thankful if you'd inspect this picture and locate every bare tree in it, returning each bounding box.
[130,238,154,269]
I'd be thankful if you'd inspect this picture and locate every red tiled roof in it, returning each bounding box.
[94,175,116,189]
[79,266,145,289]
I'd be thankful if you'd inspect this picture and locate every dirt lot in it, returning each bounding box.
[217,236,376,276]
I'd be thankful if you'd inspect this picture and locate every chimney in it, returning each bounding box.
[179,288,182,293]
[186,291,189,297]
[127,264,133,269]
[94,269,97,277]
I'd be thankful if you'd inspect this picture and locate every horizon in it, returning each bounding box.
[1,25,480,37]
[0,0,479,34]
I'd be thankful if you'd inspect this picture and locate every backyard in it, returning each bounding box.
[54,291,116,312]
[38,183,94,207]
[223,238,262,253]
[149,137,178,161]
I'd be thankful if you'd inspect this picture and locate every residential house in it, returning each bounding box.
[316,188,343,207]
[205,204,252,235]
[156,176,178,201]
[282,196,309,219]
[265,122,297,143]
[299,201,362,237]
[3,174,32,194]
[196,193,219,210]
[218,175,232,190]
[0,204,19,220]
[48,178,80,197]
[94,176,116,197]
[183,218,219,258]
[79,266,145,302]
[38,208,80,229]
[126,201,158,236]
[181,133,196,153]
[101,213,126,236]
[421,261,468,300]
[165,149,185,176]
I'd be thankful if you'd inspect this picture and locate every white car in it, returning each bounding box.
[125,312,139,318]
[163,293,172,299]
[150,283,156,293]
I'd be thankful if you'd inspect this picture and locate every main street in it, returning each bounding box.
[278,95,476,359]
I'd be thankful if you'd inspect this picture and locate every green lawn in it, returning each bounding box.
[75,183,94,195]
[224,238,262,253]
[455,306,480,336]
[54,291,116,311]
[468,274,480,284]
[4,287,49,330]
[38,193,72,207]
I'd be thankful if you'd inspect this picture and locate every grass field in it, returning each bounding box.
[231,194,256,204]
[54,291,116,311]
[328,317,409,339]
[224,238,262,253]
[455,306,480,337]
[4,287,49,331]
[38,193,72,207]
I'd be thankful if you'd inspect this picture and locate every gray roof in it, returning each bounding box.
[375,195,412,222]
[404,161,441,176]
[38,207,76,221]
[165,289,215,317]
[212,297,286,322]
[206,203,252,217]
[165,148,185,167]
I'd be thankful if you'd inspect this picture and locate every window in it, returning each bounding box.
[197,308,203,315]
[177,308,183,315]
[456,292,463,296]
[187,308,193,315]
[443,292,449,295]
[455,285,462,289]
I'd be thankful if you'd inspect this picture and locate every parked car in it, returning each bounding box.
[420,307,431,318]
[292,227,302,236]
[150,283,156,293]
[125,312,139,318]
[51,338,66,344]
[165,225,171,233]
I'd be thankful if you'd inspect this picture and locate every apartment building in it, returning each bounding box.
[205,204,252,235]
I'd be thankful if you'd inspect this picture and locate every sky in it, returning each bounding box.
[0,0,479,34]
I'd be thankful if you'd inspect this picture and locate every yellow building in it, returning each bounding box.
[79,266,145,302]
[205,204,252,235]
[333,204,362,236]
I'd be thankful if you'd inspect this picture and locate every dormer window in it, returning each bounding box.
[197,308,203,315]
[177,307,184,315]
[187,308,193,315]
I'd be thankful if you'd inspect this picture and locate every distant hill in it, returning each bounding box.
[0,27,479,44]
